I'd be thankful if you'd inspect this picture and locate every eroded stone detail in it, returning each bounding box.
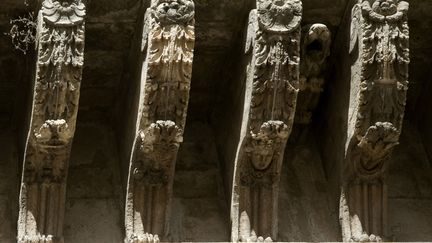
[296,24,331,124]
[18,0,86,242]
[231,0,302,241]
[239,121,289,188]
[125,1,195,241]
[340,0,409,241]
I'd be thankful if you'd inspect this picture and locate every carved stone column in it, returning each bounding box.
[230,0,302,241]
[124,1,195,242]
[340,0,409,241]
[17,0,86,242]
[296,24,331,124]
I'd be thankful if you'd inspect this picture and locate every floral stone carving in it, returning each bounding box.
[18,0,86,242]
[231,0,302,241]
[340,0,409,241]
[125,1,195,242]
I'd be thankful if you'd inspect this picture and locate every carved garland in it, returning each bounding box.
[125,0,195,242]
[340,0,409,241]
[231,0,302,242]
[18,0,85,242]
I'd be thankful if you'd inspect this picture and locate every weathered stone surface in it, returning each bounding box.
[170,121,229,241]
[0,0,432,242]
[124,1,196,241]
[230,0,303,241]
[18,1,87,241]
[339,0,410,241]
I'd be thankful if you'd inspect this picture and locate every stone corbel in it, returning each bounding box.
[340,0,409,241]
[18,0,86,242]
[230,0,302,241]
[124,0,195,242]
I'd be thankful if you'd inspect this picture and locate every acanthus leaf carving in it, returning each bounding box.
[257,0,302,33]
[141,0,195,129]
[152,0,194,25]
[18,0,86,242]
[125,0,195,241]
[231,1,302,241]
[42,0,85,26]
[340,0,409,241]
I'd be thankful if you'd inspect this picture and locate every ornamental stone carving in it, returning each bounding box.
[231,0,302,241]
[18,0,86,242]
[240,121,289,188]
[296,23,331,124]
[340,0,409,241]
[125,1,195,242]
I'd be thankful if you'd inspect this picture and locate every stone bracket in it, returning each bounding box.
[124,0,195,241]
[340,0,409,241]
[18,0,86,242]
[230,0,302,241]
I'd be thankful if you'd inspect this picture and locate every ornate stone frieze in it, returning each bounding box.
[231,0,302,241]
[18,0,86,242]
[125,1,195,241]
[340,0,409,241]
[296,24,331,124]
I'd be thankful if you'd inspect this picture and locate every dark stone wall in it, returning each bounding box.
[315,0,355,210]
[411,0,432,164]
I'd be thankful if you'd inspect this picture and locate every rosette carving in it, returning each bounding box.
[18,0,86,242]
[231,1,302,241]
[257,0,302,33]
[152,0,194,24]
[340,1,409,241]
[125,1,195,241]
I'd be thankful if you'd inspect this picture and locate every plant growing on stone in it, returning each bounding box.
[6,13,37,54]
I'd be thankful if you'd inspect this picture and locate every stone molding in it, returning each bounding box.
[340,0,409,241]
[18,0,86,242]
[231,0,302,241]
[124,0,195,242]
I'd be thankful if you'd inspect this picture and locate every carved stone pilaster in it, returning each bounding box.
[18,0,85,242]
[230,0,302,241]
[340,0,409,241]
[125,0,195,242]
[296,24,331,124]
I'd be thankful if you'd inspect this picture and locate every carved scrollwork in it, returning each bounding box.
[232,1,302,241]
[141,0,195,128]
[257,0,302,33]
[346,0,409,181]
[151,0,195,24]
[125,0,195,240]
[248,0,301,132]
[25,0,85,183]
[33,0,85,147]
[18,0,86,241]
[361,0,408,22]
[42,0,85,26]
[340,1,409,240]
[355,0,409,134]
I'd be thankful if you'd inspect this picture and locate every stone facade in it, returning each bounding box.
[0,0,432,242]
